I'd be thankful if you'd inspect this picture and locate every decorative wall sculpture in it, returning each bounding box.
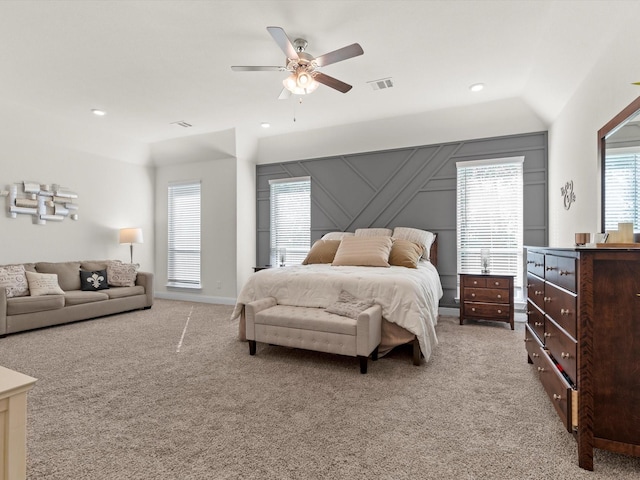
[1,181,78,224]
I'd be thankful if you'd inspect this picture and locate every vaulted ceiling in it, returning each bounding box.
[1,0,638,144]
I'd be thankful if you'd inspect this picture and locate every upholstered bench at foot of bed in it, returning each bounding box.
[245,297,382,374]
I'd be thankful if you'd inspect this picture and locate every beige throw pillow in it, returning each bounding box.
[0,264,30,298]
[389,239,425,268]
[107,261,139,287]
[332,236,393,267]
[25,271,65,296]
[302,240,342,264]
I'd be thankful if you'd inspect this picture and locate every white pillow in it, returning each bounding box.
[392,227,435,259]
[25,271,65,296]
[321,231,354,240]
[354,228,392,237]
[0,264,30,298]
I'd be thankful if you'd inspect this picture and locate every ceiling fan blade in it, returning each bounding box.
[314,43,364,67]
[278,88,292,100]
[231,66,285,72]
[267,26,299,60]
[313,72,353,93]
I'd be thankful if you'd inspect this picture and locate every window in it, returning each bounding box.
[167,181,201,288]
[603,152,640,232]
[456,157,524,299]
[269,177,311,266]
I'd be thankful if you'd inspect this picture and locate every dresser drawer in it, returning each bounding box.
[464,287,509,304]
[527,301,545,341]
[527,251,545,277]
[525,324,544,367]
[463,301,510,319]
[537,349,573,432]
[527,272,545,311]
[544,317,577,384]
[545,254,577,293]
[544,282,577,340]
[462,276,486,288]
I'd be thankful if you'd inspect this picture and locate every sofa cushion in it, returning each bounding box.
[80,270,109,291]
[7,295,65,315]
[80,260,110,271]
[105,285,145,300]
[64,290,110,306]
[25,271,65,296]
[0,264,30,298]
[107,261,139,287]
[35,262,81,291]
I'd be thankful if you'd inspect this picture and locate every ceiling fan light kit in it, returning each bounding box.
[232,26,363,99]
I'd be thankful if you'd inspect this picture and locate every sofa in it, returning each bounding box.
[0,260,153,337]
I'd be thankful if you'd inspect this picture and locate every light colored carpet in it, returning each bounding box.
[0,299,638,479]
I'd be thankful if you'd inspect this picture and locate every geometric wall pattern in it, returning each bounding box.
[256,131,547,307]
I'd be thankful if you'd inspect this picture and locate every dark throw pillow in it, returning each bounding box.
[80,269,109,291]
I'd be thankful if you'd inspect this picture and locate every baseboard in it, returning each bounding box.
[154,291,236,305]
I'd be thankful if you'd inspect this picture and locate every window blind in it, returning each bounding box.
[456,157,524,297]
[167,181,201,287]
[604,153,640,232]
[269,177,311,266]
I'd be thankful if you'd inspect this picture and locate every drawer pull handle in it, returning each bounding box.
[532,353,539,358]
[497,309,502,314]
[534,322,543,327]
[473,281,478,285]
[544,332,551,338]
[537,367,545,372]
[535,262,543,267]
[471,307,476,312]
[471,293,476,298]
[546,266,555,271]
[535,290,543,296]
[497,294,502,299]
[527,310,532,315]
[524,338,531,343]
[553,394,562,401]
[544,297,551,302]
[561,352,571,359]
[560,308,570,316]
[559,270,570,276]
[494,281,500,286]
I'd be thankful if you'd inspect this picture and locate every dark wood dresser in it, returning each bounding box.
[525,246,640,470]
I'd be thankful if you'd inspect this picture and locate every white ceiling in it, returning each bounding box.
[1,0,638,145]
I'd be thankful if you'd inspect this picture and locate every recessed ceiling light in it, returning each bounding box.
[261,122,270,128]
[91,109,106,116]
[469,83,484,92]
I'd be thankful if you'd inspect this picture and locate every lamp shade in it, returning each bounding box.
[119,227,143,244]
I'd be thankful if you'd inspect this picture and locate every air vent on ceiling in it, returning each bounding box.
[171,121,192,128]
[367,78,394,91]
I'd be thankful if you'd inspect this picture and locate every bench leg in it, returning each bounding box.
[249,340,256,356]
[359,356,368,374]
[412,338,421,366]
[372,345,379,361]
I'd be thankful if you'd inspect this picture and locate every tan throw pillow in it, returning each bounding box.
[392,227,435,259]
[354,228,392,237]
[302,240,342,264]
[325,290,374,319]
[0,264,30,298]
[107,261,139,287]
[389,239,425,268]
[25,271,65,296]
[332,236,393,267]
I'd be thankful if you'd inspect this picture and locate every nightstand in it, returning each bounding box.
[253,266,272,272]
[459,273,514,329]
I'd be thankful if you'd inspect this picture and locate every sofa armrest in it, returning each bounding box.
[135,271,154,307]
[0,288,6,336]
[356,304,382,357]
[245,297,277,341]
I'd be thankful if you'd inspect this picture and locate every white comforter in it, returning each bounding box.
[231,260,443,362]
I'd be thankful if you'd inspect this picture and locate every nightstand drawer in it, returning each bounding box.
[464,287,509,304]
[464,301,510,319]
[462,276,487,288]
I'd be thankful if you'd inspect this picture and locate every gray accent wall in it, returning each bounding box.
[256,132,548,307]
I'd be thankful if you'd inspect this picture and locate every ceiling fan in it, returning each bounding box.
[231,26,364,99]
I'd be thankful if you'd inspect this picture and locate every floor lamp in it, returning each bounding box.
[119,227,143,263]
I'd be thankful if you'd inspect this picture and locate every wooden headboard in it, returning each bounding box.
[429,233,438,268]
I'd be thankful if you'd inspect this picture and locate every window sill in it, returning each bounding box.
[166,282,202,290]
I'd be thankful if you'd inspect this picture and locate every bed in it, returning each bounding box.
[232,228,443,364]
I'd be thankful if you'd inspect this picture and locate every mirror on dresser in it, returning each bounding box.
[599,95,640,233]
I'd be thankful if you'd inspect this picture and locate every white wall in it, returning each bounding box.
[547,18,640,246]
[0,101,154,270]
[152,133,237,304]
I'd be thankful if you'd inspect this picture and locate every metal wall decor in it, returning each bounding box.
[2,181,79,224]
[561,180,575,210]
